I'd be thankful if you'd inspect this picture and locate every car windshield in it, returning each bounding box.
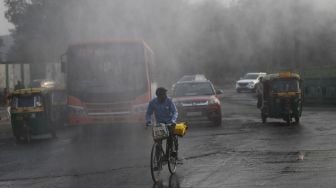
[174,82,215,97]
[178,76,194,82]
[178,75,206,82]
[243,74,259,79]
[271,79,299,92]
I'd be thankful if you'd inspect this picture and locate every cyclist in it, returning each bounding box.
[146,87,178,158]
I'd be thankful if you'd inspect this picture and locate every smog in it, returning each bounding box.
[1,0,336,187]
[3,0,336,85]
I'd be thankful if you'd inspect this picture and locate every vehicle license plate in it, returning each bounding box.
[186,111,202,116]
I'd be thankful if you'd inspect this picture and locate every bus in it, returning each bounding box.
[61,39,155,124]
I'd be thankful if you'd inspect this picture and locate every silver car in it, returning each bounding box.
[236,72,266,93]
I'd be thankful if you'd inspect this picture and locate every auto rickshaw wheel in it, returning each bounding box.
[261,113,267,123]
[13,126,26,143]
[285,116,291,126]
[213,116,222,126]
[12,127,21,141]
[294,115,300,124]
[14,134,23,143]
[24,127,31,143]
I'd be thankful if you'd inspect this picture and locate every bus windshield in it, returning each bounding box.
[68,43,147,96]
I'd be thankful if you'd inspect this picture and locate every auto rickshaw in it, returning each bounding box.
[10,87,67,142]
[259,72,303,125]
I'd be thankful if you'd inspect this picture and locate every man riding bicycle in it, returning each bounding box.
[146,87,178,157]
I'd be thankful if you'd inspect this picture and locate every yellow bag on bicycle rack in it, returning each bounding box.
[174,122,188,137]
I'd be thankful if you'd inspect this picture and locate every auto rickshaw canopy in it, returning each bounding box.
[12,86,65,96]
[262,72,301,81]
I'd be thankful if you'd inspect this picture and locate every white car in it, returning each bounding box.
[236,72,266,93]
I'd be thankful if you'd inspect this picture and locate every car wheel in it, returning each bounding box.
[236,89,241,93]
[213,115,222,126]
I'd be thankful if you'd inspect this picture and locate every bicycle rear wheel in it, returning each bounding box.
[150,142,163,182]
[168,137,177,174]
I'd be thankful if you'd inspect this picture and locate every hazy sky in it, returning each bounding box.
[0,0,13,36]
[0,0,234,36]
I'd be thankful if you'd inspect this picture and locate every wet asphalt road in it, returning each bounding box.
[1,89,336,188]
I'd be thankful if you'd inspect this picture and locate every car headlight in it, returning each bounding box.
[208,98,220,105]
[248,82,255,87]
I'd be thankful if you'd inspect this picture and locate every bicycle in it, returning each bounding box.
[150,123,178,183]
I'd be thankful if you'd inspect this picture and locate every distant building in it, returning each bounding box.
[0,35,30,90]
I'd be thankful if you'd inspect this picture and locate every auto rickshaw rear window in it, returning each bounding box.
[15,96,35,107]
[271,79,299,92]
[12,95,43,108]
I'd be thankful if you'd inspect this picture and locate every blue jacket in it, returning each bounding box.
[145,97,178,124]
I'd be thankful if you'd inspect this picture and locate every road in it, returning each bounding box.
[1,89,336,187]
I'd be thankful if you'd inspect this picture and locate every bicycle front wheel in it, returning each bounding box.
[168,137,177,174]
[150,142,163,182]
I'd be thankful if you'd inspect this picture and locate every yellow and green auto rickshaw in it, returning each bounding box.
[260,72,303,125]
[10,87,67,142]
